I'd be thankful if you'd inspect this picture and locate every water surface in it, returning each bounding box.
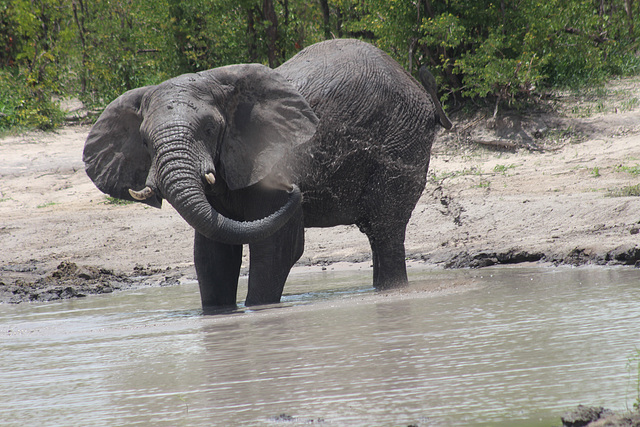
[1,265,639,426]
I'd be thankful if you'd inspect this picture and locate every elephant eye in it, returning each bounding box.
[205,125,216,137]
[140,133,152,148]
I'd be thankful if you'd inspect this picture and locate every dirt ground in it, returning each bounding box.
[2,78,640,303]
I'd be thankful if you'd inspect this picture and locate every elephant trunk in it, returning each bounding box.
[153,138,301,246]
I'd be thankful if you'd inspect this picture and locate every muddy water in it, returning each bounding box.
[1,266,640,426]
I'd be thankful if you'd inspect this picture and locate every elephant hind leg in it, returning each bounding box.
[360,221,409,289]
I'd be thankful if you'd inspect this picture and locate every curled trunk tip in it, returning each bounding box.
[164,171,302,245]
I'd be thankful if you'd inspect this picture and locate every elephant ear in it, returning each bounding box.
[202,64,319,191]
[83,85,162,208]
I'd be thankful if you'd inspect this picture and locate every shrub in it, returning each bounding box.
[0,69,63,131]
[2,0,640,131]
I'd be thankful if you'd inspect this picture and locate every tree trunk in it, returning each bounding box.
[281,0,289,62]
[263,0,278,67]
[423,0,434,19]
[624,0,634,38]
[247,6,259,62]
[71,0,88,94]
[319,0,331,39]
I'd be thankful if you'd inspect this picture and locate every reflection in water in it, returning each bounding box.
[1,266,640,426]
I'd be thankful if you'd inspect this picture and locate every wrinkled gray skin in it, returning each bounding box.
[83,39,451,310]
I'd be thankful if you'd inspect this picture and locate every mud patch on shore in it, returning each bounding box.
[417,244,640,269]
[0,261,183,303]
[561,405,640,427]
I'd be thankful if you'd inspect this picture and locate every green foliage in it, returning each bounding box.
[101,196,135,205]
[615,164,640,175]
[167,0,324,71]
[0,0,69,130]
[36,202,58,208]
[345,0,640,107]
[493,164,517,175]
[1,0,640,131]
[607,184,640,197]
[431,166,483,184]
[0,68,63,130]
[71,0,176,107]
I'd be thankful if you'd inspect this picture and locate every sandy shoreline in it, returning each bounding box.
[2,84,640,302]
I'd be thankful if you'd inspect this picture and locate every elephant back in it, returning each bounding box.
[276,39,437,163]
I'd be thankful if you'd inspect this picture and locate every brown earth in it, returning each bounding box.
[2,78,640,303]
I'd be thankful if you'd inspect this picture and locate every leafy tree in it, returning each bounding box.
[0,0,73,129]
[343,0,640,110]
[71,0,174,107]
[1,0,640,131]
[0,2,18,67]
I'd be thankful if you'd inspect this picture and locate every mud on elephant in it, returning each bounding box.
[83,39,451,310]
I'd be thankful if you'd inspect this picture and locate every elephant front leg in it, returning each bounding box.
[245,210,304,306]
[194,231,243,311]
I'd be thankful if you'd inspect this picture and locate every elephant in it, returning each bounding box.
[83,39,452,310]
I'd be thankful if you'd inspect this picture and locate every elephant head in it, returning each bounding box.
[83,64,319,245]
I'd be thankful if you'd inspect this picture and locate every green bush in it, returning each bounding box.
[0,69,63,131]
[1,0,640,131]
[347,0,640,106]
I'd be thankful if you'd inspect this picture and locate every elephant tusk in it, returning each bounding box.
[205,173,216,186]
[128,186,155,201]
